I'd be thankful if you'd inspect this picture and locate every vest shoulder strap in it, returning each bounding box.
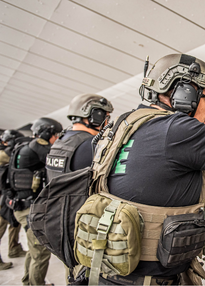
[200,170,205,203]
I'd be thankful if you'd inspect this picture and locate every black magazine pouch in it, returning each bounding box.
[0,165,8,190]
[157,210,205,268]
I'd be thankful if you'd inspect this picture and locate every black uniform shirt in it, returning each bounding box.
[61,130,94,171]
[108,104,205,277]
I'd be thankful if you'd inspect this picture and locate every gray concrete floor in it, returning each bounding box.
[0,226,65,285]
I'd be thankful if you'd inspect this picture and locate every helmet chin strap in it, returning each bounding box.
[72,115,109,132]
[80,121,100,132]
[156,101,175,112]
[72,118,100,132]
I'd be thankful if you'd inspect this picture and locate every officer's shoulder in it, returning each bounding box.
[36,138,49,145]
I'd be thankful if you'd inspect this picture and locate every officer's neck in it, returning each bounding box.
[72,123,99,135]
[150,104,165,111]
[150,94,174,112]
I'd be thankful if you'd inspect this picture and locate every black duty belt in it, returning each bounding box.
[20,199,33,210]
[8,197,34,211]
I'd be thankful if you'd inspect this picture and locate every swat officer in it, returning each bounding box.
[0,130,26,270]
[98,54,205,285]
[46,93,113,283]
[46,93,113,181]
[11,118,62,285]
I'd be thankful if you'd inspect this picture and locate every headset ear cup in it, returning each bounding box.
[89,109,106,127]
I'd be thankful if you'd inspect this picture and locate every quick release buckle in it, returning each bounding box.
[96,208,116,234]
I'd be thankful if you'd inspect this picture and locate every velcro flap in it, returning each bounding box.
[30,220,44,230]
[32,204,46,213]
[92,239,107,250]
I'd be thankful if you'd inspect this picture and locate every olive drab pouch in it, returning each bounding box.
[74,192,144,286]
[31,171,42,193]
[157,209,205,268]
[29,166,93,269]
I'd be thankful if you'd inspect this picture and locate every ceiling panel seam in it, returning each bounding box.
[1,80,75,101]
[0,42,116,85]
[4,86,63,108]
[0,59,114,89]
[0,1,149,62]
[2,75,132,99]
[0,22,133,76]
[13,68,104,90]
[8,75,83,95]
[0,71,9,79]
[151,0,205,30]
[1,96,51,114]
[69,0,181,53]
[0,63,16,71]
[27,51,117,84]
[0,102,46,115]
[0,52,20,63]
[0,0,61,98]
[1,0,180,61]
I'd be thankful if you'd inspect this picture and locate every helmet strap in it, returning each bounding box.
[72,117,99,132]
[81,121,100,132]
[156,101,175,112]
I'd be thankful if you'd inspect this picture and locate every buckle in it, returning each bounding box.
[108,131,114,141]
[97,209,116,234]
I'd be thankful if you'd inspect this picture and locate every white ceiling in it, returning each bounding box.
[1,0,205,130]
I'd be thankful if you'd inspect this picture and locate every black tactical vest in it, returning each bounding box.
[46,131,93,182]
[9,138,46,200]
[0,148,10,190]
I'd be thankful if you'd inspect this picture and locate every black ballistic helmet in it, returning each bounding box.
[1,130,24,143]
[31,117,63,141]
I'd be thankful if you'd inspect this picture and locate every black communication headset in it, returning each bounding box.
[170,62,203,113]
[171,80,203,114]
[88,108,107,127]
[39,125,55,141]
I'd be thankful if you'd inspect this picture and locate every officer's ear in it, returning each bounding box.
[49,134,58,145]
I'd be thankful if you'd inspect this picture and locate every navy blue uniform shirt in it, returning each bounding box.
[108,104,205,277]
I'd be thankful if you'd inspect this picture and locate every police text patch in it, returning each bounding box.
[46,155,66,172]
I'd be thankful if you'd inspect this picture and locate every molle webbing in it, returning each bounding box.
[74,193,142,285]
[100,192,204,262]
